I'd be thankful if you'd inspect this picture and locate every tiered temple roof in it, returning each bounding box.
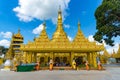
[14,29,23,39]
[6,29,23,59]
[111,49,116,58]
[115,44,120,58]
[20,8,104,52]
[103,49,110,57]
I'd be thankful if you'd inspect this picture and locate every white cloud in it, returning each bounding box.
[105,43,119,54]
[0,54,4,58]
[0,32,12,38]
[0,39,10,48]
[68,36,73,42]
[32,24,44,34]
[64,24,70,28]
[88,35,105,45]
[13,0,70,23]
[87,35,119,54]
[88,35,94,42]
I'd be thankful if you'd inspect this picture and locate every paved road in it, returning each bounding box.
[0,64,120,80]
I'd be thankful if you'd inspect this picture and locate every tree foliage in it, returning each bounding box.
[0,46,8,54]
[94,0,120,46]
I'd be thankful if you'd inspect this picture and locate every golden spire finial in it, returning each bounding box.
[43,20,46,30]
[78,20,81,30]
[34,36,36,41]
[12,32,14,38]
[113,49,115,54]
[18,28,20,33]
[57,5,63,30]
[58,5,62,20]
[58,5,61,13]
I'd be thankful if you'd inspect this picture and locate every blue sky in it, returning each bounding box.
[0,0,119,53]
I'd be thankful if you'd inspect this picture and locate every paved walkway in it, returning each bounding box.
[0,64,120,80]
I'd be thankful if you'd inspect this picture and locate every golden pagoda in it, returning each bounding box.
[115,44,120,63]
[111,49,116,58]
[100,49,110,64]
[6,29,23,62]
[20,8,104,67]
[116,44,120,58]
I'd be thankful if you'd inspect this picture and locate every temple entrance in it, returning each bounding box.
[63,57,67,63]
[54,57,69,66]
[40,57,44,63]
[75,56,83,66]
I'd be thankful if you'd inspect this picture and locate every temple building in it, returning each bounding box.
[100,49,110,64]
[6,8,104,68]
[6,29,23,62]
[115,44,120,63]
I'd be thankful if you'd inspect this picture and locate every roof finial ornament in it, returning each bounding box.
[43,20,46,30]
[12,32,14,38]
[18,28,20,33]
[34,36,36,41]
[59,5,61,12]
[78,20,81,30]
[113,49,115,54]
[58,5,62,16]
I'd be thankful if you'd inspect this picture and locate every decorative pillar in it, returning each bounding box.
[27,52,32,63]
[87,53,90,64]
[50,52,53,59]
[88,52,97,68]
[32,52,37,63]
[87,53,93,66]
[70,52,74,65]
[93,52,97,67]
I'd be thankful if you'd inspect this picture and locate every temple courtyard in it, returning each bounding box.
[0,64,120,80]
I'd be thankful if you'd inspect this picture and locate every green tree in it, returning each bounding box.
[0,46,8,54]
[94,0,120,46]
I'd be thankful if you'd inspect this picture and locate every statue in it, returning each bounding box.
[49,59,53,71]
[1,59,12,71]
[72,60,76,70]
[35,61,40,70]
[85,61,89,70]
[98,61,102,70]
[13,57,18,71]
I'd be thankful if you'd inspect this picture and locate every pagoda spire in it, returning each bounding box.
[43,20,46,30]
[112,49,116,58]
[52,6,69,42]
[116,44,120,58]
[103,49,110,57]
[18,28,20,33]
[57,5,63,30]
[36,21,50,42]
[78,20,81,30]
[73,20,88,43]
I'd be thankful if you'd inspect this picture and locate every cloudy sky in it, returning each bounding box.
[0,0,119,53]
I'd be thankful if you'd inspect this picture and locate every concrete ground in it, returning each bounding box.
[0,64,120,80]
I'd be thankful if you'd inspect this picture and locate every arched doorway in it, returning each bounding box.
[40,57,44,63]
[63,57,67,63]
[54,57,60,66]
[75,57,83,66]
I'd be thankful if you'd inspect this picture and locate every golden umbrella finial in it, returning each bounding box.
[78,20,81,30]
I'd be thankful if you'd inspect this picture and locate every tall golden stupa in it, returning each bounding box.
[6,7,104,67]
